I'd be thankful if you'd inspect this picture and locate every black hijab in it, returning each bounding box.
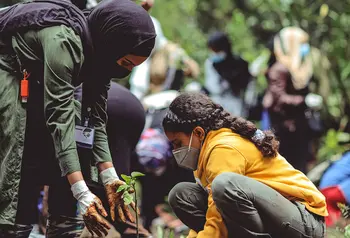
[81,0,156,120]
[207,31,251,95]
[87,0,156,78]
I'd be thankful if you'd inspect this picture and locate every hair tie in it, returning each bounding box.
[252,129,265,142]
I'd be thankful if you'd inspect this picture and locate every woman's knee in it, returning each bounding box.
[168,182,193,209]
[212,172,250,206]
[168,182,204,209]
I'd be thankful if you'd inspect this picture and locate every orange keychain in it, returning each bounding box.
[21,69,30,103]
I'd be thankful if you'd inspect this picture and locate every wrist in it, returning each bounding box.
[67,171,84,186]
[71,180,96,215]
[97,162,114,172]
[71,180,90,200]
[100,167,119,185]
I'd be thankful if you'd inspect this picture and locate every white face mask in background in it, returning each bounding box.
[172,132,201,170]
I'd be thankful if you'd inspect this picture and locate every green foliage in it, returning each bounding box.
[121,172,145,205]
[123,192,133,205]
[121,174,132,185]
[317,129,350,161]
[131,171,146,178]
[117,184,128,193]
[345,225,350,238]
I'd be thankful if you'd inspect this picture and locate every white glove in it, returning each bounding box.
[71,180,96,215]
[100,167,120,185]
[71,180,110,236]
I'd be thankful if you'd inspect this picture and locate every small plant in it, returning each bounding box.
[118,171,145,238]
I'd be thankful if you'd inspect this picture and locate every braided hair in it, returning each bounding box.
[162,93,279,158]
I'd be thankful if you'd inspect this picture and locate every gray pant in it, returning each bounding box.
[0,225,33,238]
[169,172,325,238]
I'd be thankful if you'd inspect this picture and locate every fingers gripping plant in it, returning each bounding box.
[118,171,145,238]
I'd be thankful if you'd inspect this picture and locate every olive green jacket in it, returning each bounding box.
[0,25,111,225]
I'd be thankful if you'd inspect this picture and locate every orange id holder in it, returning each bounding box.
[21,69,30,103]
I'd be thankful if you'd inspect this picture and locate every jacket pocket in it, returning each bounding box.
[282,221,313,238]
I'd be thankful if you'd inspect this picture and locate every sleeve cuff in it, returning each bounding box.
[58,149,81,176]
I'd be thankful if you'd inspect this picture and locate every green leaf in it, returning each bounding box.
[117,184,128,193]
[123,192,133,200]
[121,174,131,184]
[124,197,133,205]
[337,132,350,143]
[123,193,134,205]
[131,171,145,178]
[345,225,350,238]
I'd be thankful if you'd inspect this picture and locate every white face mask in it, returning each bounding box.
[172,132,200,170]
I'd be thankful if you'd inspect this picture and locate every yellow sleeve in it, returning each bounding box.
[197,145,247,238]
[187,229,198,238]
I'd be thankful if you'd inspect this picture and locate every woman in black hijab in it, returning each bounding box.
[0,0,155,237]
[204,31,251,117]
[47,1,156,237]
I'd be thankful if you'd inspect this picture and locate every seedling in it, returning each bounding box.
[119,171,145,238]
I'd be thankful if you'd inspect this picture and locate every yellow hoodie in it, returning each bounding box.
[189,128,327,238]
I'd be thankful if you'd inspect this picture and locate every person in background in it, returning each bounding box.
[263,27,314,173]
[205,31,252,117]
[129,0,167,99]
[162,92,327,238]
[129,0,199,99]
[0,0,155,237]
[319,150,350,227]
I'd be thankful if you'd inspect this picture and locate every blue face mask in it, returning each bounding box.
[300,43,310,58]
[210,52,227,63]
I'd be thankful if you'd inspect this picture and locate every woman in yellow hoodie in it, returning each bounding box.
[162,92,327,238]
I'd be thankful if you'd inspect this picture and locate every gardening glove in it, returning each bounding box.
[71,180,110,237]
[100,167,138,222]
